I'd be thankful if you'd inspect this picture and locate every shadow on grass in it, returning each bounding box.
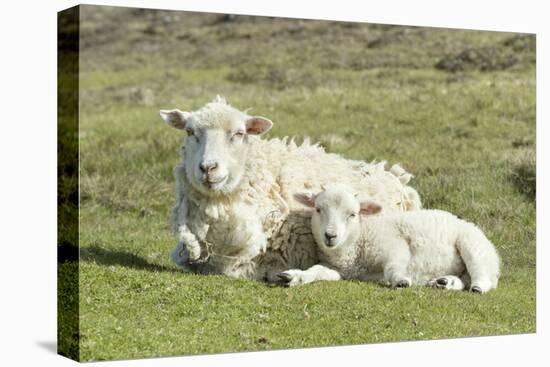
[510,173,536,202]
[81,245,179,273]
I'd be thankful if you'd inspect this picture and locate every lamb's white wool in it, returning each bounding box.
[285,184,500,293]
[160,97,422,281]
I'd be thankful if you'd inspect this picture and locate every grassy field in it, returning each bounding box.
[68,5,535,361]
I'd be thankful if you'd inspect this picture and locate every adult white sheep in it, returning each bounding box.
[283,183,500,293]
[160,96,422,281]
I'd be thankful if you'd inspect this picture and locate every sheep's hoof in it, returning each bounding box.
[436,277,449,286]
[276,272,293,286]
[275,270,306,287]
[471,286,483,293]
[396,279,410,288]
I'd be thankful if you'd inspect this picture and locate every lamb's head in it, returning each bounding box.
[294,184,382,250]
[160,96,272,196]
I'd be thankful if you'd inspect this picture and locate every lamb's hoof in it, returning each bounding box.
[428,275,466,290]
[436,277,449,286]
[396,279,410,288]
[471,286,483,293]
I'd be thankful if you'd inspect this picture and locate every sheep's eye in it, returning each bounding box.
[348,213,357,219]
[316,208,321,213]
[186,129,199,142]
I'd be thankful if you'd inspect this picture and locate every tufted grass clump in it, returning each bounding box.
[509,148,536,200]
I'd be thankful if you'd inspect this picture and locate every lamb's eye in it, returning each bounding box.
[185,128,194,136]
[348,213,357,219]
[316,208,321,213]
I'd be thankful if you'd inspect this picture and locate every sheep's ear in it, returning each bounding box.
[159,109,190,130]
[293,192,316,208]
[359,201,382,215]
[246,116,273,135]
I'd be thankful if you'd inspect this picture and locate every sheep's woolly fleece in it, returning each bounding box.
[167,97,422,281]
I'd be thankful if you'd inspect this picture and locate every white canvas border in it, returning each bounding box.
[0,1,546,366]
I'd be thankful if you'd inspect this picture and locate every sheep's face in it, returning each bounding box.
[294,184,382,250]
[160,97,272,196]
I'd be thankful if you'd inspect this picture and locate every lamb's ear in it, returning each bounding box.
[293,192,316,208]
[159,109,190,130]
[245,116,273,135]
[359,201,382,215]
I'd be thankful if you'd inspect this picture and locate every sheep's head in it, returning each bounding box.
[294,184,382,250]
[160,96,272,196]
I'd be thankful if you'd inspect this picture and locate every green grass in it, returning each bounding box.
[69,5,536,361]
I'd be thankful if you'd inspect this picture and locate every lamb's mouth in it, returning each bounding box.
[324,240,337,248]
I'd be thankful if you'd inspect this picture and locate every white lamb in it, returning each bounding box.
[281,183,500,293]
[160,96,422,281]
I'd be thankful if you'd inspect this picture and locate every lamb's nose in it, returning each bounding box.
[200,161,218,173]
[325,232,337,242]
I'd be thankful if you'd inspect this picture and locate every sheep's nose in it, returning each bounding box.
[200,161,218,174]
[325,232,337,242]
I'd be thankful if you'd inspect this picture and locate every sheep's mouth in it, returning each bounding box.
[203,175,228,190]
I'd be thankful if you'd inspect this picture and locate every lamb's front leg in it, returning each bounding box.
[383,239,412,288]
[276,264,342,287]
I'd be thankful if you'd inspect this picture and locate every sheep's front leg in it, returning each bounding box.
[276,264,342,287]
[177,224,202,262]
[170,223,205,270]
[170,241,192,272]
